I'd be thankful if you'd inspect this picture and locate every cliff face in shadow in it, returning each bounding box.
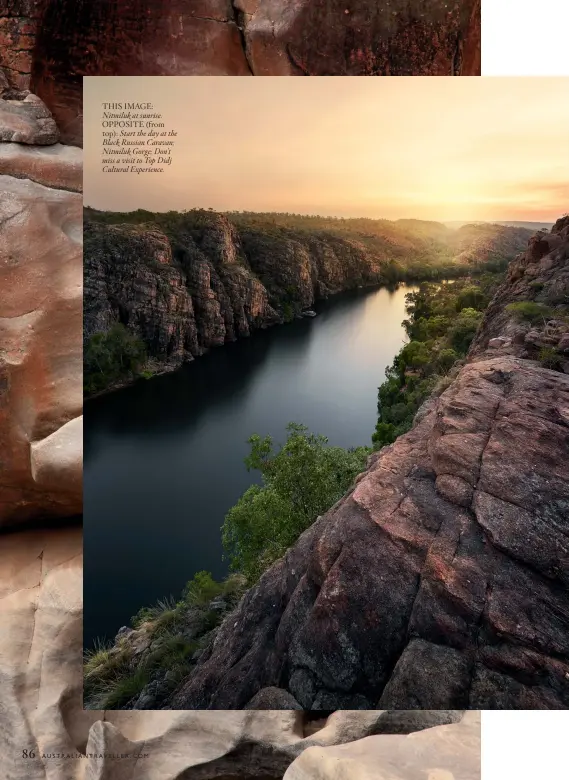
[165,216,569,710]
[84,209,530,395]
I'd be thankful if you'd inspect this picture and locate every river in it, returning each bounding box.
[84,283,417,646]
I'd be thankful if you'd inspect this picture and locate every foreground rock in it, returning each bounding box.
[2,0,479,145]
[168,218,569,709]
[285,711,480,780]
[0,530,467,779]
[0,526,89,780]
[0,92,59,144]
[0,143,82,191]
[0,167,83,526]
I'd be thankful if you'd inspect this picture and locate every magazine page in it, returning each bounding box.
[0,2,568,779]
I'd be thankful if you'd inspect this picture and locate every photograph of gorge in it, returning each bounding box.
[82,76,569,711]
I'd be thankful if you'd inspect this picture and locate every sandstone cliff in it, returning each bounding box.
[84,210,530,394]
[2,1,480,145]
[165,216,569,710]
[0,74,83,526]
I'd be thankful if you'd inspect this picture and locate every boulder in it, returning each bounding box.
[0,92,59,144]
[488,337,510,348]
[171,353,569,708]
[245,686,304,709]
[559,334,569,353]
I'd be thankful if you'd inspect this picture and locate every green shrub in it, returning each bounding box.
[99,666,150,709]
[456,286,487,311]
[506,301,553,324]
[436,348,459,373]
[282,302,295,322]
[448,308,482,353]
[371,421,397,448]
[144,636,197,671]
[374,274,502,452]
[183,571,223,607]
[131,595,177,629]
[538,346,564,370]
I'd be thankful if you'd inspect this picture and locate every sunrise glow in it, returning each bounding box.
[84,76,569,222]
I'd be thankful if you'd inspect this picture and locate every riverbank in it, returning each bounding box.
[84,270,518,710]
[84,209,531,398]
[84,283,417,646]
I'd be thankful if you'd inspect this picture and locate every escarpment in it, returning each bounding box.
[84,211,530,395]
[2,1,480,145]
[166,216,569,710]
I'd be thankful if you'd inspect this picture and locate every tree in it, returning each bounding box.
[84,323,146,394]
[222,423,370,583]
[448,308,482,353]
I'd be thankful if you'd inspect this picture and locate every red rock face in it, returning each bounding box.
[0,0,480,146]
[0,145,83,527]
[170,219,569,710]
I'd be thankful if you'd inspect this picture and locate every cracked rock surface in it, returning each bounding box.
[169,218,569,710]
[1,0,480,145]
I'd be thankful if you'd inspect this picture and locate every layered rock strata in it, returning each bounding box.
[167,217,569,710]
[84,213,530,392]
[1,0,480,145]
[0,84,83,526]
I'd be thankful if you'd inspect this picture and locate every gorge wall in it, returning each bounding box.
[84,211,531,394]
[1,1,480,145]
[163,216,569,710]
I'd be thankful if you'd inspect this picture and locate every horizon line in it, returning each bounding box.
[83,205,556,225]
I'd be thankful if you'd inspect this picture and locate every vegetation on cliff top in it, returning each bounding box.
[372,275,503,448]
[85,207,529,284]
[83,208,531,397]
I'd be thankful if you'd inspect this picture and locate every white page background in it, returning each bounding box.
[483,710,569,780]
[483,0,569,74]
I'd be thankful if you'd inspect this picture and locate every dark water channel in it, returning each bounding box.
[84,283,417,645]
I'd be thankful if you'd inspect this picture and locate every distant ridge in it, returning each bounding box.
[444,220,554,230]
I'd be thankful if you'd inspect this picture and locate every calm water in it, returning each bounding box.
[84,284,416,645]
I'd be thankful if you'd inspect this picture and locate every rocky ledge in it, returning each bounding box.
[167,217,569,710]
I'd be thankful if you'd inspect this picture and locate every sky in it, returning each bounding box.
[83,76,569,222]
